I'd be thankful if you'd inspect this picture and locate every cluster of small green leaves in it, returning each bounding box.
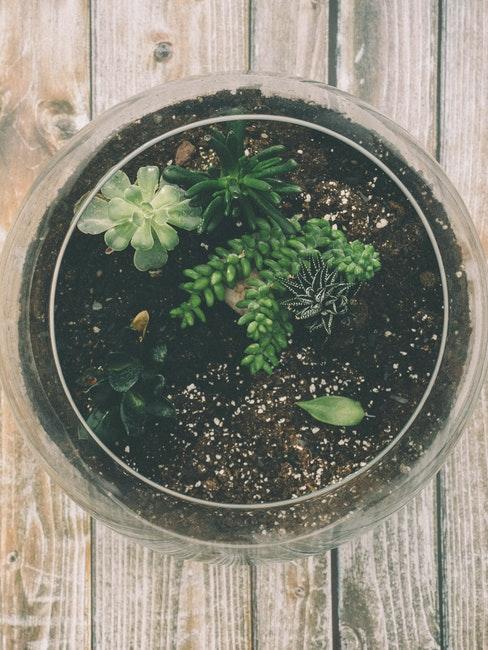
[76,166,202,271]
[237,278,293,374]
[79,322,175,440]
[162,120,301,235]
[172,217,380,373]
[323,239,381,283]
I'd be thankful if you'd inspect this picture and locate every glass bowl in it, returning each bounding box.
[1,73,486,564]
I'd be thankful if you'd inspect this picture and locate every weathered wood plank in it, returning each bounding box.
[335,2,441,647]
[339,489,439,649]
[250,3,334,648]
[252,556,334,650]
[440,2,488,647]
[93,528,252,649]
[0,2,91,647]
[92,0,250,113]
[251,0,329,80]
[90,2,252,648]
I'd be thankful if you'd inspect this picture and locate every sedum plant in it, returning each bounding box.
[76,166,202,271]
[171,217,381,375]
[162,121,301,235]
[79,312,175,439]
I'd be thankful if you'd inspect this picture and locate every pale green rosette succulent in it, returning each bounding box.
[76,166,202,271]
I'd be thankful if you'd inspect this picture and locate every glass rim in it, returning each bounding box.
[48,112,449,511]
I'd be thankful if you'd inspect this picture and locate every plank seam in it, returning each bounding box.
[330,547,342,649]
[435,2,448,647]
[329,3,340,645]
[327,0,339,86]
[250,564,258,650]
[88,1,95,646]
[436,472,448,650]
[247,0,253,72]
[435,0,444,162]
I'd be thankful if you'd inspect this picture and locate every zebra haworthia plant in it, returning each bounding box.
[171,217,381,375]
[280,255,353,334]
[76,166,202,271]
[162,120,301,235]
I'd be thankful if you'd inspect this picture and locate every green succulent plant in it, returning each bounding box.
[171,217,381,375]
[323,239,381,283]
[76,166,202,271]
[280,255,353,334]
[79,315,175,440]
[162,121,301,235]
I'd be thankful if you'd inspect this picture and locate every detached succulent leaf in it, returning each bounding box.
[296,395,365,426]
[76,165,202,271]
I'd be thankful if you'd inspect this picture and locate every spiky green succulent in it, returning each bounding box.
[76,166,202,271]
[280,255,353,334]
[162,121,301,235]
[171,217,381,374]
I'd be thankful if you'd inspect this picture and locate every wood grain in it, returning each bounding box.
[251,0,329,80]
[92,0,250,113]
[2,2,488,648]
[250,4,334,648]
[92,528,251,649]
[252,556,334,650]
[0,2,91,647]
[334,1,441,647]
[440,2,488,647]
[90,2,252,648]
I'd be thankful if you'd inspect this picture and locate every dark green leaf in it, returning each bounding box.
[226,118,246,156]
[209,136,235,174]
[90,381,117,407]
[107,353,142,392]
[120,390,147,436]
[251,145,286,161]
[139,373,166,395]
[185,179,224,198]
[146,396,176,420]
[84,407,113,439]
[201,195,226,232]
[162,165,208,187]
[296,396,365,426]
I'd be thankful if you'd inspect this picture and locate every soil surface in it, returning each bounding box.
[55,120,447,504]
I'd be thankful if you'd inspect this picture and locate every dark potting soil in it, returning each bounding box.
[55,119,447,504]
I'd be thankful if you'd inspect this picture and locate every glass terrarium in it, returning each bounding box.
[0,74,486,563]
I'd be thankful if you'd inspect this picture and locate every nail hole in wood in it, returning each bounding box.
[153,42,173,62]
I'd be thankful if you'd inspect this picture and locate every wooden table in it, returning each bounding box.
[1,2,487,648]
